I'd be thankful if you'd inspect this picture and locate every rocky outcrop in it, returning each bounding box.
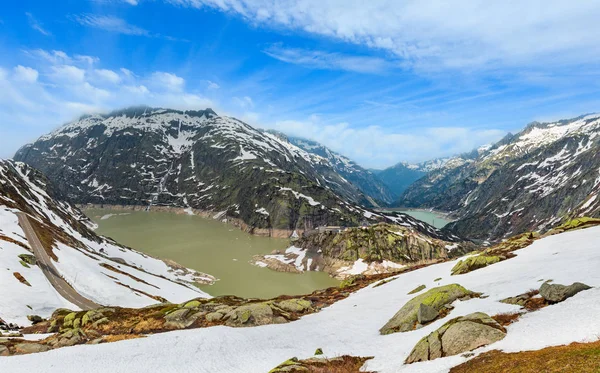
[255,223,473,278]
[406,312,506,364]
[451,255,501,275]
[269,355,374,373]
[539,282,591,303]
[380,284,476,334]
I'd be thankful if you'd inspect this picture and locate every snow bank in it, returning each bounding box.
[2,225,599,372]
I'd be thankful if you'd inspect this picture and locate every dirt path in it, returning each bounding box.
[17,212,100,310]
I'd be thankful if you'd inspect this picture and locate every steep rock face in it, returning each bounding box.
[285,135,394,206]
[15,107,400,234]
[400,114,600,241]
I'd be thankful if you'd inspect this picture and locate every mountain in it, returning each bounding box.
[399,114,600,241]
[14,106,443,237]
[0,159,213,325]
[374,162,427,199]
[273,133,394,206]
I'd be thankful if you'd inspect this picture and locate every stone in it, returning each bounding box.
[314,348,323,355]
[276,299,312,313]
[82,310,105,327]
[451,255,501,275]
[183,300,201,309]
[62,312,77,328]
[27,315,43,324]
[539,281,591,303]
[50,329,86,348]
[205,312,223,322]
[406,312,506,364]
[225,303,274,326]
[164,308,202,329]
[417,303,439,324]
[0,345,9,356]
[14,343,51,354]
[407,284,426,295]
[380,284,474,335]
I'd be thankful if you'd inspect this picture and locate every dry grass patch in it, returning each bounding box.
[491,312,522,327]
[450,340,600,373]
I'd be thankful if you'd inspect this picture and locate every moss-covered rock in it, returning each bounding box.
[380,284,475,334]
[406,312,506,363]
[18,254,37,266]
[451,255,501,275]
[407,284,426,295]
[62,312,77,328]
[225,303,274,326]
[183,300,201,309]
[276,299,312,313]
[314,348,323,355]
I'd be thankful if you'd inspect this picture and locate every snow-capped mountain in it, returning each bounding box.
[400,113,600,241]
[14,107,444,237]
[0,159,213,325]
[274,133,394,205]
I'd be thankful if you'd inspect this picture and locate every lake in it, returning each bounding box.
[85,209,339,299]
[383,209,452,228]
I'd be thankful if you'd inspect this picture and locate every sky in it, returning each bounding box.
[1,1,600,169]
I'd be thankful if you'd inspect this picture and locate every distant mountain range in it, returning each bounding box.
[399,114,600,242]
[14,106,450,238]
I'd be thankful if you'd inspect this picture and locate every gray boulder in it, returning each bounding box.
[380,284,474,334]
[14,343,51,354]
[539,281,591,303]
[417,303,439,324]
[0,345,9,356]
[406,312,506,364]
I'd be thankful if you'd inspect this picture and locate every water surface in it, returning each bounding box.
[382,209,452,228]
[86,209,339,299]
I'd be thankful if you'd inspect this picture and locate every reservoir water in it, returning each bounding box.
[85,209,339,299]
[382,209,452,228]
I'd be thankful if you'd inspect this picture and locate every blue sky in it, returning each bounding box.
[2,1,600,168]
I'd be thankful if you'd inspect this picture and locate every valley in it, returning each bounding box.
[86,208,339,298]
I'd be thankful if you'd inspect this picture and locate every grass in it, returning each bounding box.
[450,340,600,373]
[491,312,522,327]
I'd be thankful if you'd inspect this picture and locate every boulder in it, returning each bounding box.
[417,303,439,324]
[407,285,426,295]
[205,312,223,322]
[451,255,501,275]
[406,312,506,364]
[27,315,44,324]
[225,303,274,326]
[380,284,474,334]
[276,299,312,313]
[0,345,9,356]
[49,329,86,348]
[539,281,591,303]
[164,308,202,329]
[14,343,51,354]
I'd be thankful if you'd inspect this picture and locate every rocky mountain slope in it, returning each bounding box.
[0,159,213,325]
[252,223,474,279]
[283,134,395,206]
[399,114,600,241]
[14,107,443,237]
[373,163,427,199]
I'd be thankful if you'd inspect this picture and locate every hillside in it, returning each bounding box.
[284,135,395,206]
[372,163,426,199]
[0,159,213,326]
[15,107,429,237]
[399,114,600,241]
[1,218,598,372]
[252,223,473,278]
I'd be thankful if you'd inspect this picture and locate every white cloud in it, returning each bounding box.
[206,80,220,89]
[50,65,86,84]
[151,72,185,92]
[94,69,121,84]
[26,49,98,66]
[266,115,506,168]
[167,0,600,71]
[72,14,148,36]
[25,12,51,36]
[13,66,38,83]
[264,45,391,74]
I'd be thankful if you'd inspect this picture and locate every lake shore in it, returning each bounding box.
[77,204,304,239]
